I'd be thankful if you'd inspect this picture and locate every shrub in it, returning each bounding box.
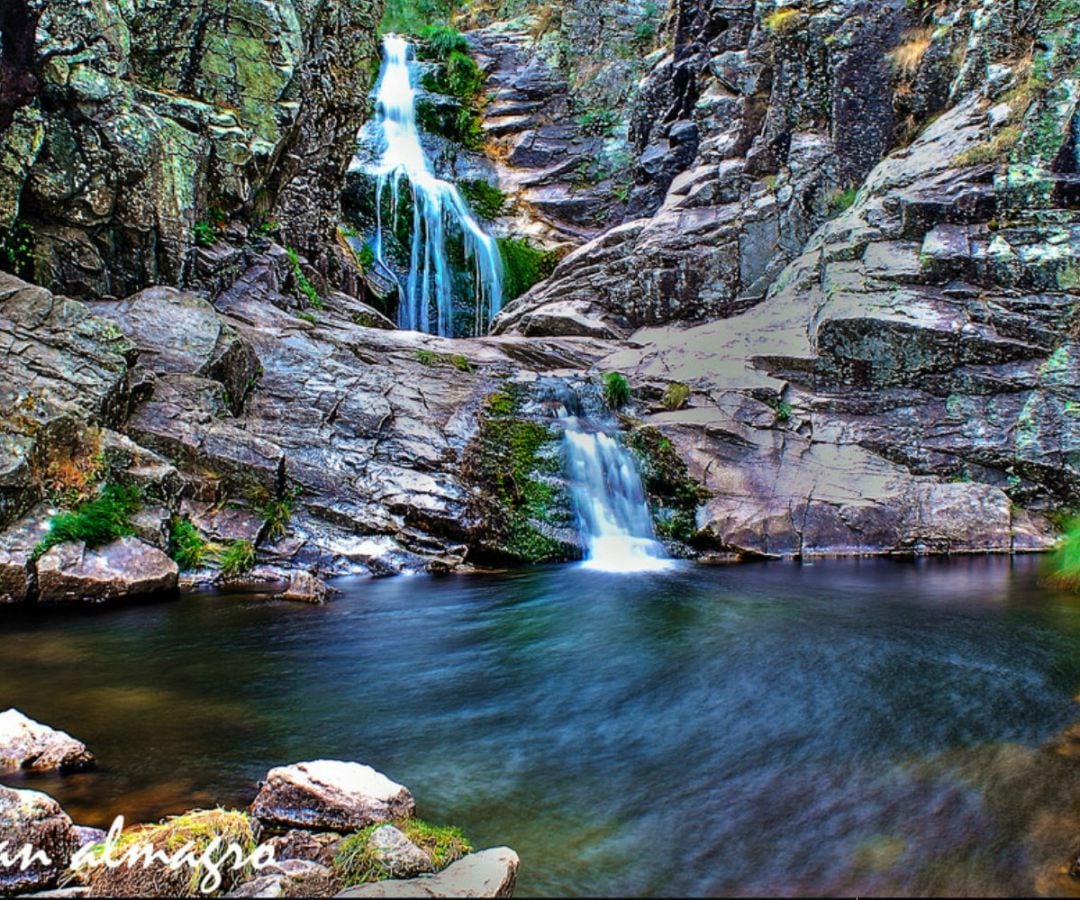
[193,221,216,247]
[602,372,632,410]
[417,24,471,59]
[662,383,691,411]
[34,483,141,559]
[219,540,256,580]
[169,517,211,571]
[379,0,457,36]
[458,180,508,219]
[1047,519,1080,591]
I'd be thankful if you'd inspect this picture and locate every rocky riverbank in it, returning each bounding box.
[0,711,519,898]
[1,0,1078,604]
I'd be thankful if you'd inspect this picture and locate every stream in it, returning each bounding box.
[4,556,1080,895]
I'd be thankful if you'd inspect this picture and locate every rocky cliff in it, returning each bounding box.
[1,0,1078,603]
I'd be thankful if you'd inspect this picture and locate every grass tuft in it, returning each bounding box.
[1046,519,1080,591]
[662,383,690,411]
[34,483,141,559]
[218,540,256,580]
[602,372,631,410]
[169,517,211,571]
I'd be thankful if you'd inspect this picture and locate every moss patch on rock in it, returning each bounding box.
[627,426,710,546]
[334,819,471,887]
[463,388,574,563]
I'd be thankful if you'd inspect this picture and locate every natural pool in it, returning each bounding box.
[4,556,1080,896]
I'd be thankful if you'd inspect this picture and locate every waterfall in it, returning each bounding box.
[368,34,504,337]
[562,417,672,573]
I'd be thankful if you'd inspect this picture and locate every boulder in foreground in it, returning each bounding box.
[0,785,78,895]
[0,709,95,773]
[334,847,520,898]
[250,761,415,832]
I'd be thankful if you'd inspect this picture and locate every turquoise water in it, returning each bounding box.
[3,556,1080,895]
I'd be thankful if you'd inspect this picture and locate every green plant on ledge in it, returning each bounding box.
[285,246,324,309]
[602,372,632,410]
[334,820,472,887]
[219,539,256,580]
[168,517,211,571]
[458,180,508,219]
[33,483,142,559]
[0,221,34,279]
[415,349,474,372]
[1046,518,1080,591]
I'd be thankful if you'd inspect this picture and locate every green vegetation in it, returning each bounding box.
[414,349,474,372]
[33,483,141,559]
[458,180,508,219]
[193,221,216,247]
[357,242,376,271]
[168,517,211,571]
[952,125,1022,167]
[296,310,317,324]
[285,247,323,309]
[827,186,859,216]
[416,99,485,150]
[763,8,806,34]
[417,24,470,58]
[260,489,298,542]
[776,401,793,422]
[334,819,471,887]
[578,109,619,137]
[602,372,631,410]
[219,540,256,580]
[77,809,257,896]
[0,221,34,279]
[1047,518,1080,591]
[379,0,459,35]
[662,382,691,411]
[627,427,710,545]
[464,389,568,563]
[497,238,559,300]
[422,49,484,99]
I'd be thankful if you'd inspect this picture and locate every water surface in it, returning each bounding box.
[4,556,1080,895]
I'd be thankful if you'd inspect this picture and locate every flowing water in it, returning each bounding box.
[562,419,671,573]
[5,558,1080,895]
[368,35,503,336]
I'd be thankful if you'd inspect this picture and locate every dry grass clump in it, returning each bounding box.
[889,27,934,76]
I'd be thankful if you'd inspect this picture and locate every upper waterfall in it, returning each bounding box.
[367,34,504,337]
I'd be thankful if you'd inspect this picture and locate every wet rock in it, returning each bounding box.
[0,710,94,773]
[35,537,179,605]
[262,831,338,868]
[0,508,51,604]
[281,572,332,605]
[0,785,78,895]
[250,761,415,832]
[334,847,520,898]
[227,860,336,898]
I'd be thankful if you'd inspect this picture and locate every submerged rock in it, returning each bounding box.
[250,761,416,832]
[0,785,78,895]
[0,709,94,773]
[333,847,520,898]
[35,537,179,605]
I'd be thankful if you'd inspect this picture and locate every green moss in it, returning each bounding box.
[416,98,485,150]
[33,483,142,559]
[627,427,709,545]
[465,390,569,563]
[458,180,508,219]
[577,109,619,137]
[334,819,472,887]
[219,539,256,580]
[827,186,859,216]
[602,372,631,410]
[414,349,475,372]
[953,126,1022,167]
[169,517,210,571]
[661,383,690,411]
[497,238,559,301]
[296,310,317,324]
[0,222,34,279]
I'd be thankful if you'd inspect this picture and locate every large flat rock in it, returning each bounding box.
[334,847,520,898]
[35,537,179,604]
[250,760,416,832]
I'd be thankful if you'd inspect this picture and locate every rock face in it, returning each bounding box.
[0,785,78,895]
[334,847,520,899]
[0,709,94,773]
[35,537,179,604]
[250,761,416,832]
[0,0,380,298]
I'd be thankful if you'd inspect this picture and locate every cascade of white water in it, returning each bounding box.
[368,34,503,337]
[562,417,672,573]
